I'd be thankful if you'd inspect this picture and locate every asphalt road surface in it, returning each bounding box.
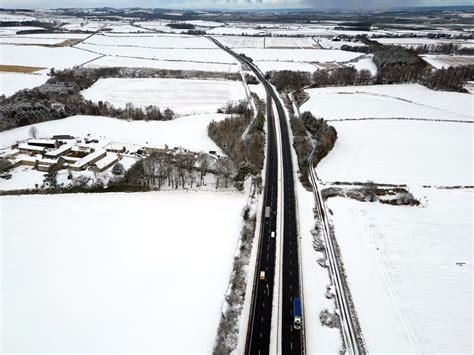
[209,37,303,355]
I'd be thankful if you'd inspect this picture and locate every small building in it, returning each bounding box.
[52,135,75,140]
[63,156,81,164]
[2,149,20,159]
[91,153,119,173]
[70,149,107,171]
[18,143,45,155]
[106,144,126,154]
[69,145,93,158]
[27,139,58,149]
[12,155,37,168]
[144,146,170,155]
[45,144,72,159]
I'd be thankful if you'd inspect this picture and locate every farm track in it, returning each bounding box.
[309,153,366,354]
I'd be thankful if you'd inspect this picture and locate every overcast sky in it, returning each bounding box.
[0,0,470,10]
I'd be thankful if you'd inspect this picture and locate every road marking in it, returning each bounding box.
[290,284,292,290]
[290,270,292,276]
[262,302,265,307]
[260,332,263,338]
[291,342,293,350]
[261,316,264,322]
[290,259,292,265]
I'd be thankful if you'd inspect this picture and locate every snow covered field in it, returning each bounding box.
[215,36,318,49]
[236,48,361,63]
[81,78,246,115]
[0,114,227,153]
[347,56,377,75]
[1,191,247,353]
[327,189,473,353]
[255,60,318,73]
[0,33,88,45]
[0,72,48,96]
[317,120,473,186]
[0,44,100,71]
[82,33,217,48]
[84,55,240,72]
[375,37,474,49]
[308,83,473,353]
[422,54,474,69]
[302,84,473,121]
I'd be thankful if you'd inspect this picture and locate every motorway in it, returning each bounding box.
[209,37,304,355]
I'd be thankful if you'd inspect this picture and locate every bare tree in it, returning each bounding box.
[29,126,38,139]
[198,153,210,186]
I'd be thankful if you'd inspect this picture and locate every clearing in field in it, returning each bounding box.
[81,78,247,115]
[1,191,246,353]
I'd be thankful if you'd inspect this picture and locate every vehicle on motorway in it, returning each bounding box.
[265,206,271,220]
[271,231,275,238]
[293,297,302,330]
[260,271,266,280]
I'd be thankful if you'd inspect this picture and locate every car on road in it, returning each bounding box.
[271,231,275,238]
[259,271,266,280]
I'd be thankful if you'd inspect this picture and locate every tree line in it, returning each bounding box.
[268,53,473,94]
[121,151,236,190]
[290,111,337,189]
[208,100,265,190]
[0,81,174,132]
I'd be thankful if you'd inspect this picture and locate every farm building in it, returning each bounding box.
[45,144,72,159]
[92,153,119,173]
[70,149,106,171]
[27,139,58,149]
[106,144,126,154]
[18,143,45,155]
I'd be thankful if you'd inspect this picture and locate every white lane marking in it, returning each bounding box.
[260,332,263,338]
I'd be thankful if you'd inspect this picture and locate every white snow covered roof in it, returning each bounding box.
[71,149,106,169]
[18,143,45,152]
[94,153,118,170]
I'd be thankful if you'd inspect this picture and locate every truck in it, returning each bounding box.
[265,206,271,219]
[293,297,302,330]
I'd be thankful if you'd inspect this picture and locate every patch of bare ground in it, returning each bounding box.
[0,64,46,73]
[5,39,82,48]
[52,39,83,47]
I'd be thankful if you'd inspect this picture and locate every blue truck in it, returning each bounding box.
[293,297,302,330]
